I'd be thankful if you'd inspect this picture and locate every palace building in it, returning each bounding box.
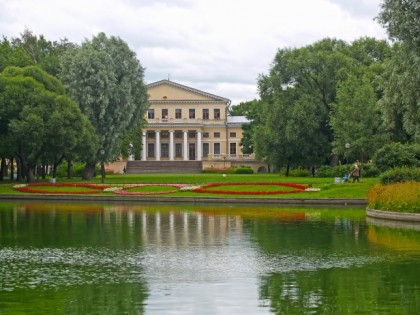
[122,80,267,173]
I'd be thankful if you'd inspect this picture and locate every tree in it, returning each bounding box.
[0,37,33,72]
[60,33,149,181]
[10,28,78,77]
[0,66,96,182]
[256,38,353,172]
[254,37,392,171]
[330,74,388,163]
[229,100,263,154]
[377,0,420,143]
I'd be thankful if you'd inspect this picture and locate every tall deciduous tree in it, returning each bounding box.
[330,74,388,163]
[0,66,97,182]
[257,38,352,173]
[377,0,420,143]
[60,33,149,181]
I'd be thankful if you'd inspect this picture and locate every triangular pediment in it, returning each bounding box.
[147,80,229,103]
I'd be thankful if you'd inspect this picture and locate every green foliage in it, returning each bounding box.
[286,168,311,177]
[60,32,149,165]
[315,165,349,178]
[373,142,420,172]
[56,162,104,178]
[314,164,379,178]
[377,2,420,143]
[232,167,254,174]
[377,0,420,50]
[0,65,97,181]
[202,168,233,174]
[256,37,391,170]
[379,167,420,185]
[330,74,389,162]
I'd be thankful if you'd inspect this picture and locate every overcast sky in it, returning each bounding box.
[0,0,387,104]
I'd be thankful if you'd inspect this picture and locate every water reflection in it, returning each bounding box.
[1,201,420,314]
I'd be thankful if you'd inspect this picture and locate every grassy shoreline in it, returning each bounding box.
[0,174,378,199]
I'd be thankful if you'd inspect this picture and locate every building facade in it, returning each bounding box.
[140,80,249,163]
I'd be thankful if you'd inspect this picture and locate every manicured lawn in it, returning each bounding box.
[0,173,378,198]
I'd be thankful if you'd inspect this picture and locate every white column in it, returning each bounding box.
[197,130,202,161]
[169,130,174,161]
[141,131,146,161]
[155,130,160,161]
[183,130,188,161]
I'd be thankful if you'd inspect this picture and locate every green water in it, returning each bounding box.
[1,201,420,314]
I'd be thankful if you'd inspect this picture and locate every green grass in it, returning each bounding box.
[0,173,378,198]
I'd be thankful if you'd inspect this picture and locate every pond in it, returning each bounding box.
[1,201,420,314]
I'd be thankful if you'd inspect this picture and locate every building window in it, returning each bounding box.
[189,109,195,119]
[161,143,169,157]
[162,109,168,119]
[147,143,155,158]
[214,108,220,119]
[203,132,209,138]
[203,109,209,120]
[175,130,183,139]
[214,143,221,155]
[188,131,196,138]
[214,132,220,138]
[147,131,155,139]
[148,109,155,119]
[229,132,236,138]
[203,143,209,157]
[230,143,237,155]
[175,109,182,119]
[161,131,169,139]
[175,143,182,157]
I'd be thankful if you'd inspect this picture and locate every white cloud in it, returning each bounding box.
[0,0,387,104]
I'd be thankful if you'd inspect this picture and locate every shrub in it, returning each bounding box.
[379,166,420,184]
[288,168,311,177]
[56,162,101,178]
[373,143,420,172]
[202,168,233,174]
[232,167,254,174]
[360,163,380,177]
[315,165,351,178]
[368,181,420,213]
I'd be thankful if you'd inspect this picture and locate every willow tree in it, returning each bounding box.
[377,0,420,143]
[60,33,149,181]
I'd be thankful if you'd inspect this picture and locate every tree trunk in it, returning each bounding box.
[285,164,290,177]
[52,164,57,179]
[100,161,105,183]
[0,157,6,181]
[16,157,23,181]
[82,162,96,180]
[10,157,14,180]
[67,160,73,179]
[26,164,35,183]
[41,164,46,179]
[36,164,41,181]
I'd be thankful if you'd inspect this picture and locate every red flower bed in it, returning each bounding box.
[14,183,109,194]
[192,182,308,195]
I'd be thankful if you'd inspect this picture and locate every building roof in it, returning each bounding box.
[147,80,231,104]
[227,116,250,124]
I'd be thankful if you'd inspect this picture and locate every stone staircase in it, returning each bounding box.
[126,160,203,174]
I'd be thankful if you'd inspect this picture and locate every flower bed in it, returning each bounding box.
[112,184,187,195]
[192,182,308,195]
[367,181,420,213]
[13,183,110,194]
